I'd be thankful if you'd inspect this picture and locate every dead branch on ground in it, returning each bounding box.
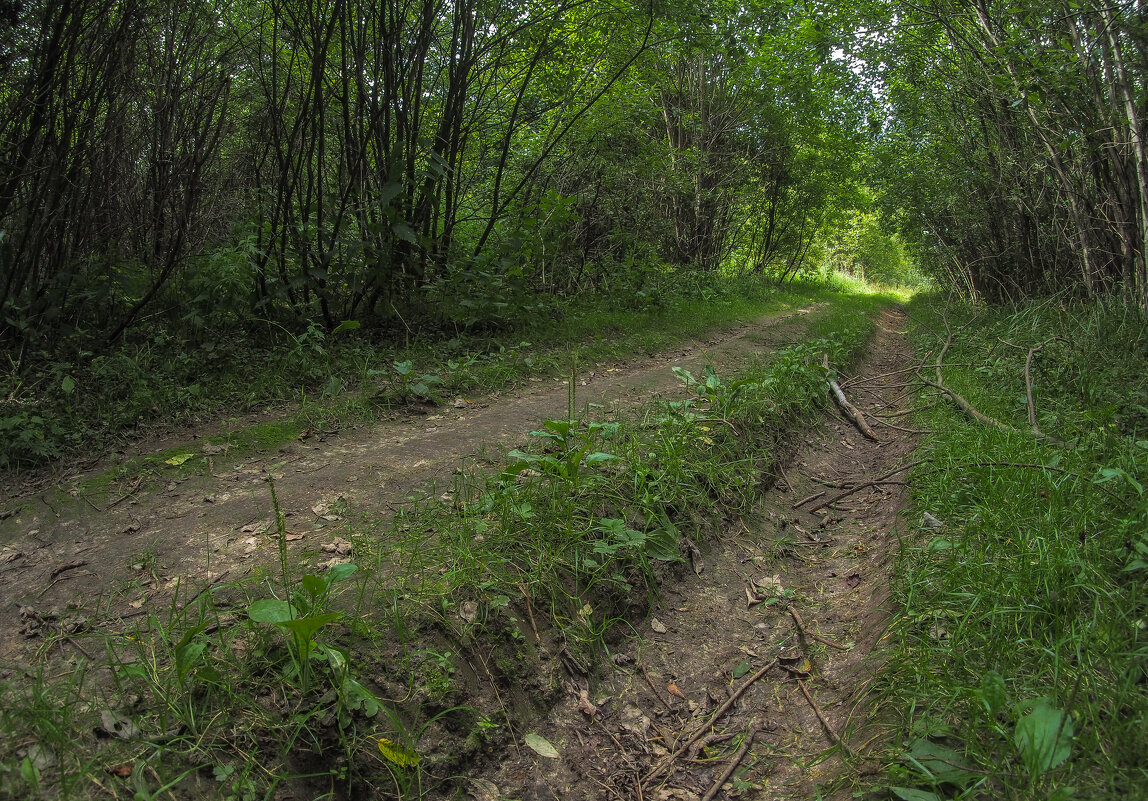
[824,356,879,441]
[642,659,778,784]
[699,722,759,801]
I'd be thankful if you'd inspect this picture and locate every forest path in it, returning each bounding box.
[0,303,826,662]
[479,307,916,801]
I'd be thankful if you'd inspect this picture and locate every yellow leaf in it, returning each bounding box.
[165,453,194,466]
[377,737,421,767]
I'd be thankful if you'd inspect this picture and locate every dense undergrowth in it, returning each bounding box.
[879,296,1148,800]
[1,274,845,472]
[0,294,892,800]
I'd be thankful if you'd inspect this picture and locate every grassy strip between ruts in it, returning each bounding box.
[0,294,892,800]
[872,295,1148,801]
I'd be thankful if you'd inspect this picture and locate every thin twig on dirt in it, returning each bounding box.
[178,570,232,615]
[64,637,94,661]
[642,659,778,784]
[699,722,759,801]
[688,731,738,760]
[517,581,541,643]
[874,404,935,419]
[641,666,675,712]
[797,679,852,757]
[808,480,907,512]
[789,607,850,651]
[792,491,825,509]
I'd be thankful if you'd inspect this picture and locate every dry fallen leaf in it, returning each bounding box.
[666,683,687,700]
[650,617,668,634]
[459,601,478,624]
[576,688,598,718]
[108,764,133,778]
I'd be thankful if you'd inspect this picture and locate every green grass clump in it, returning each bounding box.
[875,295,1148,801]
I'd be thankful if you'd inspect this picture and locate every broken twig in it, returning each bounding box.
[700,722,759,801]
[797,679,852,757]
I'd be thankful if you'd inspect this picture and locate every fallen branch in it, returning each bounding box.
[808,479,907,512]
[824,357,878,441]
[641,666,676,712]
[792,491,825,509]
[642,659,778,784]
[700,722,759,801]
[1024,338,1067,441]
[829,380,879,441]
[797,679,852,757]
[789,607,851,651]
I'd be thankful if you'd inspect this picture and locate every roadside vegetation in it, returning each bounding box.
[0,293,894,800]
[874,296,1148,801]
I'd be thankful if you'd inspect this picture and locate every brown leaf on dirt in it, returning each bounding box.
[107,764,133,778]
[576,688,598,718]
[321,538,352,555]
[666,682,686,700]
[459,601,478,624]
[845,572,861,589]
[650,617,668,634]
[745,587,761,607]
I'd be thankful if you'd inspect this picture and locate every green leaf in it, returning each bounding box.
[248,599,296,624]
[165,453,194,466]
[391,222,419,244]
[175,641,207,678]
[890,789,941,801]
[1014,698,1074,776]
[586,452,618,465]
[904,738,975,787]
[61,375,75,395]
[342,677,381,717]
[524,732,560,758]
[331,320,360,334]
[279,612,341,642]
[327,563,359,584]
[980,670,1007,717]
[732,660,751,679]
[301,574,327,599]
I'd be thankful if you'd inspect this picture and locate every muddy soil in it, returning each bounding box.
[0,304,823,664]
[474,308,917,801]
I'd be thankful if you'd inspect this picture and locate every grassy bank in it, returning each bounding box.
[0,293,894,800]
[875,296,1148,800]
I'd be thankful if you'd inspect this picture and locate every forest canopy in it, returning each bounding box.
[2,0,1146,353]
[0,0,874,351]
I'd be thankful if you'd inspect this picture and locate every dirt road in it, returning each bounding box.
[0,304,824,663]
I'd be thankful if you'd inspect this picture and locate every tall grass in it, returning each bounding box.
[875,295,1148,801]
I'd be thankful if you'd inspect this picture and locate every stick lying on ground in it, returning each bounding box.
[824,357,878,441]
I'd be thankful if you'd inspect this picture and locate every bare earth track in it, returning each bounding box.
[0,305,821,663]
